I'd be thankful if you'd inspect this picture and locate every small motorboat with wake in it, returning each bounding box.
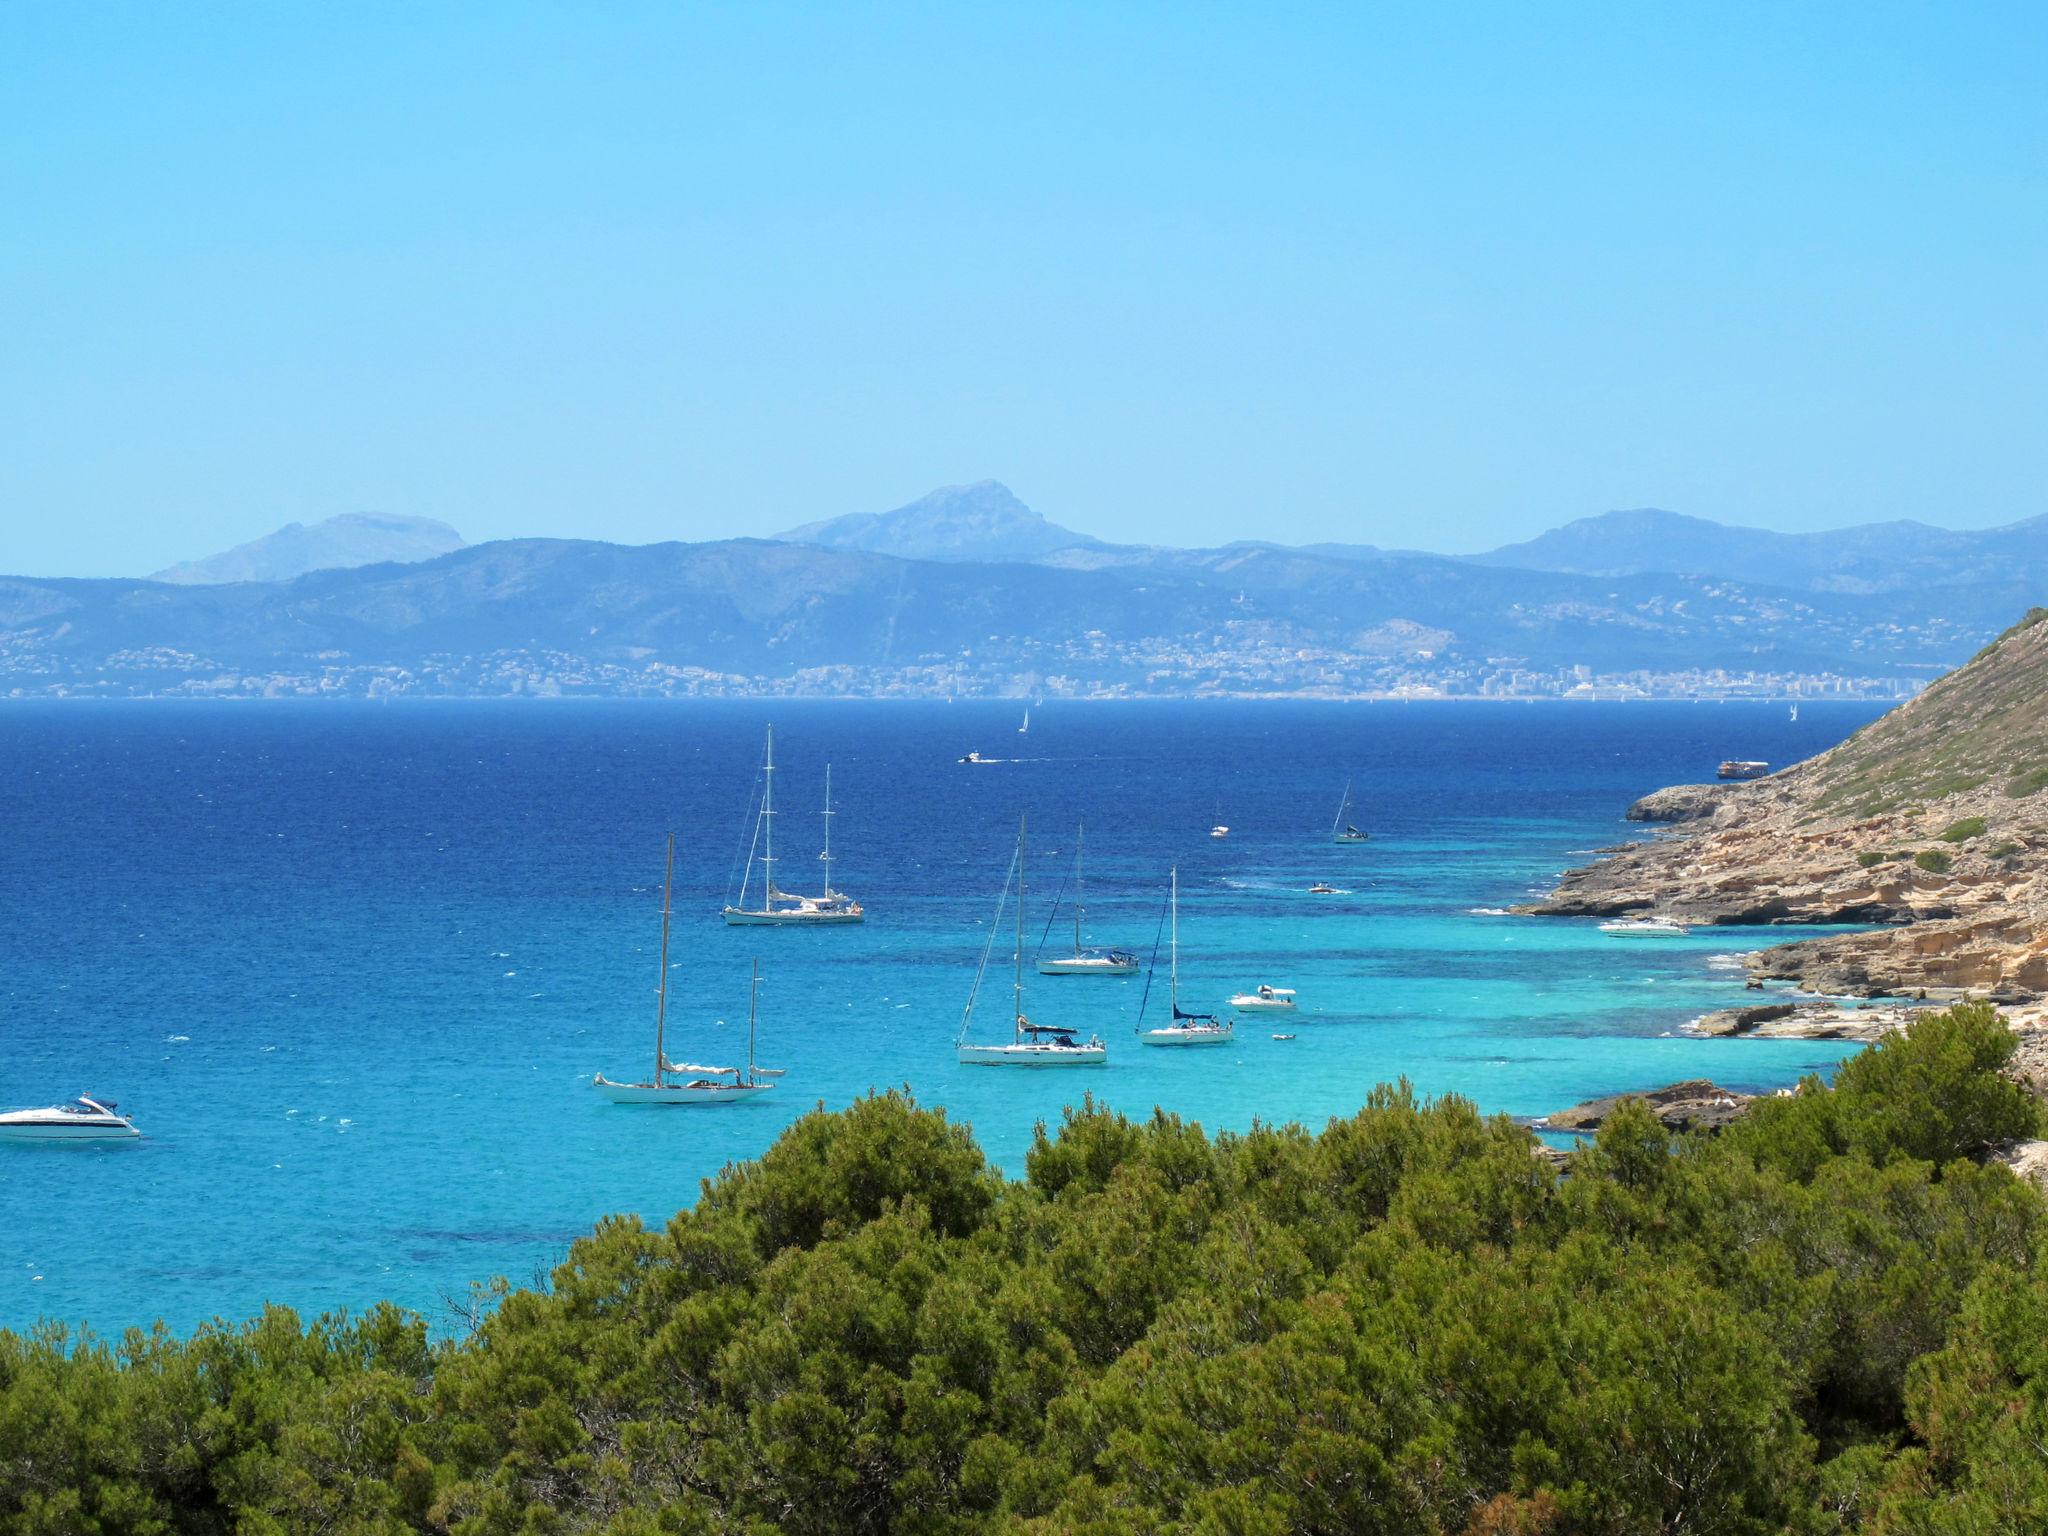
[1209,825,1230,839]
[957,815,1107,1066]
[1307,882,1337,895]
[1230,984,1297,1013]
[1134,868,1235,1047]
[595,836,779,1105]
[0,1096,139,1142]
[1598,916,1691,937]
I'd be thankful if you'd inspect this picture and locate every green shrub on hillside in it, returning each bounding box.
[1857,850,1886,868]
[2008,766,2048,798]
[1937,816,1988,843]
[1915,848,1954,874]
[0,1005,2043,1533]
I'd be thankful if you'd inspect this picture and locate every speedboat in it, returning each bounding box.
[0,1096,139,1142]
[1271,1033,1296,1041]
[958,751,995,764]
[1717,760,1770,780]
[1230,985,1297,1012]
[1598,916,1691,937]
[956,816,1108,1067]
[1136,868,1237,1047]
[596,841,779,1106]
[1307,882,1337,895]
[1209,825,1229,839]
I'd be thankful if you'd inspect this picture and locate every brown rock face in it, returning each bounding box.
[1517,609,2048,1000]
[1539,1080,1755,1134]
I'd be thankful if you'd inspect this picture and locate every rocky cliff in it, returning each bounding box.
[1519,608,2048,1000]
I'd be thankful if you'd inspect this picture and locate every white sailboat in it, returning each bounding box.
[1331,779,1370,844]
[1137,868,1235,1046]
[1019,708,1030,735]
[0,1095,139,1142]
[596,836,778,1104]
[1789,703,1799,722]
[1038,823,1139,976]
[957,816,1107,1066]
[722,728,865,925]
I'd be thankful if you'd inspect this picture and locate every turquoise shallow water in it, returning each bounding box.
[0,699,1883,1335]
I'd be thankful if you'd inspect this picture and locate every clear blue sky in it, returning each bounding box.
[2,2,2042,575]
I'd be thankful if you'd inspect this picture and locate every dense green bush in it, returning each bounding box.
[2,1004,2044,1534]
[1915,848,1953,874]
[1856,850,1886,868]
[1937,816,1987,843]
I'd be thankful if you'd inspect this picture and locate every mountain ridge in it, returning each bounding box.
[152,513,467,585]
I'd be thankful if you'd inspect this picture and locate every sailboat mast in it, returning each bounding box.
[1169,865,1179,1013]
[655,834,675,1081]
[1013,814,1027,1041]
[748,957,759,1085]
[761,726,776,899]
[1073,822,1084,956]
[821,764,834,895]
[1333,779,1351,838]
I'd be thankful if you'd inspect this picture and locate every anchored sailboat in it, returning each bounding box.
[1331,779,1370,844]
[595,836,777,1103]
[1137,868,1234,1046]
[957,816,1107,1067]
[722,727,865,925]
[1038,823,1138,976]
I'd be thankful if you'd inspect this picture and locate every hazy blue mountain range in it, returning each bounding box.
[1471,507,2048,595]
[1,532,2030,699]
[777,480,1102,562]
[7,486,2036,697]
[151,513,467,585]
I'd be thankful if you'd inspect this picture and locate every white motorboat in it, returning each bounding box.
[1330,779,1370,844]
[1137,868,1235,1047]
[957,816,1107,1067]
[1307,882,1337,895]
[596,837,778,1104]
[1229,984,1297,1012]
[1038,823,1139,976]
[0,1096,139,1142]
[723,729,865,925]
[1209,825,1229,839]
[1598,916,1691,937]
[958,751,996,764]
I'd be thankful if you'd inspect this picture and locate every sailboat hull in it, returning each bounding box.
[721,906,864,926]
[1037,956,1139,976]
[1332,833,1370,844]
[956,1042,1106,1067]
[592,1076,776,1104]
[1138,1026,1235,1046]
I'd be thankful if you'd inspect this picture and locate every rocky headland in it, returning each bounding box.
[1519,607,2048,1090]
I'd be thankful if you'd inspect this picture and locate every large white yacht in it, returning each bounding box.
[0,1096,140,1142]
[723,728,865,925]
[596,837,778,1104]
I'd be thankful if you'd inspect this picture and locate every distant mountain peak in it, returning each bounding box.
[777,480,1100,563]
[152,513,467,585]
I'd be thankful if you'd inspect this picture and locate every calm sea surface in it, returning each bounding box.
[1,699,1885,1335]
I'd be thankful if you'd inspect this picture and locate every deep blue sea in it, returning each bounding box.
[1,699,1884,1337]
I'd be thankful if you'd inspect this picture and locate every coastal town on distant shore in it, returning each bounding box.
[3,643,1932,703]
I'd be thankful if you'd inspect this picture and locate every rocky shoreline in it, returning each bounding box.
[1516,608,2048,1103]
